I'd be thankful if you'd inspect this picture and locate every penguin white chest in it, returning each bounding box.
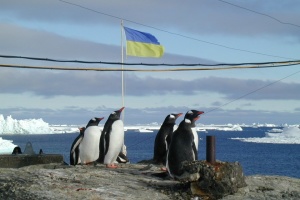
[191,127,198,151]
[79,126,101,164]
[104,120,124,164]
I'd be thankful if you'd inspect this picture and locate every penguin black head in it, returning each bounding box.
[108,107,125,121]
[12,146,22,155]
[86,117,104,128]
[164,113,183,124]
[184,110,204,126]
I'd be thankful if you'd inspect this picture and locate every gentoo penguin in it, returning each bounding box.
[116,144,130,163]
[12,146,22,155]
[153,113,182,165]
[99,107,125,168]
[23,142,35,155]
[79,117,104,165]
[166,110,204,179]
[184,110,204,152]
[70,127,85,166]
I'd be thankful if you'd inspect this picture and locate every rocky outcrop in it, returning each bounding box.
[178,160,246,199]
[223,175,300,200]
[0,154,63,168]
[0,162,299,200]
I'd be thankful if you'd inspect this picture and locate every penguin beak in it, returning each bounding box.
[198,111,204,115]
[113,107,125,118]
[176,113,183,119]
[97,117,105,121]
[118,107,125,112]
[194,111,204,121]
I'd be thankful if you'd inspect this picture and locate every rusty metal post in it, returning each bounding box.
[206,135,216,164]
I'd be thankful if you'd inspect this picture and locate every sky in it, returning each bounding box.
[0,0,300,125]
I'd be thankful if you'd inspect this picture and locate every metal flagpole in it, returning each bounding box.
[121,20,125,122]
[121,20,127,158]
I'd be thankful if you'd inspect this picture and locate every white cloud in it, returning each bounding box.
[1,0,300,125]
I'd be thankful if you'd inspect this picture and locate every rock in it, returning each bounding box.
[178,160,246,199]
[222,175,300,200]
[0,154,63,168]
[0,163,179,200]
[0,162,299,200]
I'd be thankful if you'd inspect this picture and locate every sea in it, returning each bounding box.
[2,127,300,178]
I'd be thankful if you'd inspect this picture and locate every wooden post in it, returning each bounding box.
[206,135,216,164]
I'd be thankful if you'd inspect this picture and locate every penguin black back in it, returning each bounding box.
[153,113,182,165]
[167,119,196,177]
[99,107,124,163]
[183,110,204,153]
[70,127,85,166]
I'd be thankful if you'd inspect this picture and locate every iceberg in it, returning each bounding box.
[0,137,16,154]
[0,114,80,134]
[197,124,243,131]
[0,115,54,134]
[231,126,300,144]
[0,114,80,154]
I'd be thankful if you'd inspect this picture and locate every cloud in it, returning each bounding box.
[196,77,300,100]
[1,105,299,125]
[0,23,117,60]
[1,0,300,39]
[0,22,216,63]
[1,2,300,125]
[1,65,299,100]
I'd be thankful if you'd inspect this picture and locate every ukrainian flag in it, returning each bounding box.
[124,27,164,58]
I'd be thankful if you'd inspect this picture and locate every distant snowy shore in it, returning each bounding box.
[0,114,300,154]
[0,114,248,135]
[1,114,300,133]
[1,114,299,135]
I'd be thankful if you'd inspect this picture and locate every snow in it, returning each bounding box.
[231,126,300,144]
[0,115,54,134]
[0,137,17,154]
[0,114,81,154]
[196,124,243,131]
[0,115,79,134]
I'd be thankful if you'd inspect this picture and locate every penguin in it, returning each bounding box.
[116,144,130,163]
[79,117,104,165]
[184,110,204,152]
[153,113,182,165]
[23,142,35,155]
[70,127,85,166]
[99,107,125,168]
[166,110,204,179]
[12,146,22,155]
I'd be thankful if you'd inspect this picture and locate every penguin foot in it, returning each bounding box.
[106,164,118,168]
[160,167,167,171]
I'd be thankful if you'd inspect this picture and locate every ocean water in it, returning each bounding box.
[2,127,300,178]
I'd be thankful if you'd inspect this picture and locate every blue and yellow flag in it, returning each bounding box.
[124,27,164,58]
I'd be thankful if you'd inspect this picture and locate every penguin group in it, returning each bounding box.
[70,107,129,168]
[153,110,204,179]
[69,107,204,177]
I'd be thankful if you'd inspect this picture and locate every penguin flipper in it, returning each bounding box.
[192,142,198,160]
[70,136,83,154]
[104,129,111,155]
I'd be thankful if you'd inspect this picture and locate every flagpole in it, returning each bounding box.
[121,20,125,122]
[121,20,126,156]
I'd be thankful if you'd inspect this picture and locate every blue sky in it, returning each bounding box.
[0,0,300,125]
